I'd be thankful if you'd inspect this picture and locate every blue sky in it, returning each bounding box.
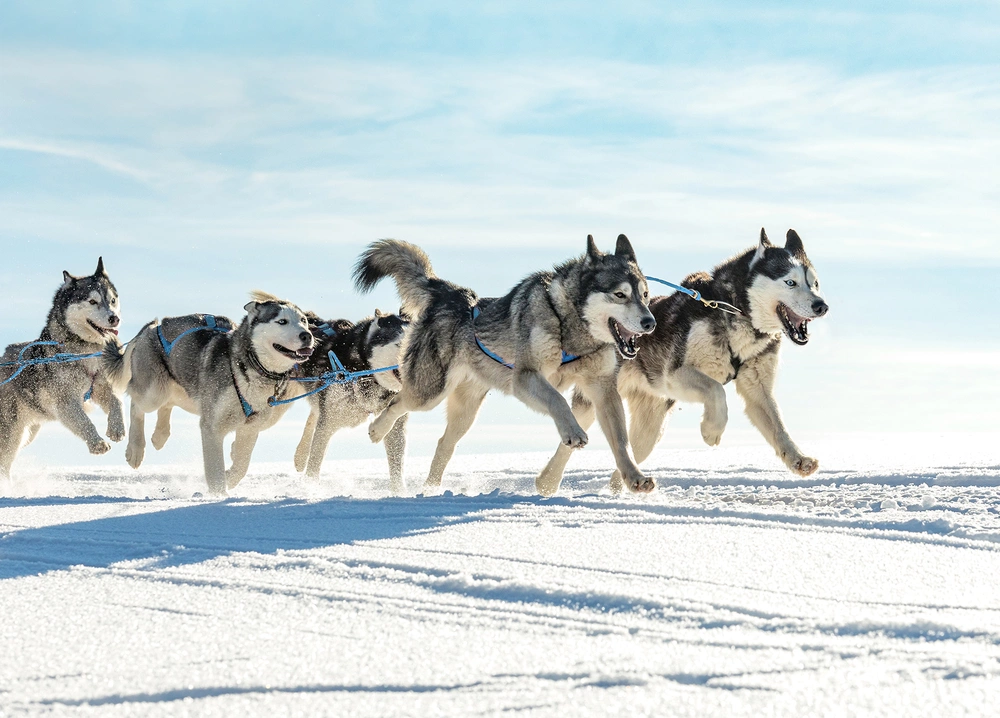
[1,2,998,466]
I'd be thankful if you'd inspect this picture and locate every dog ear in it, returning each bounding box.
[243,300,260,318]
[615,234,637,262]
[61,270,75,287]
[95,256,107,277]
[785,229,806,260]
[750,228,771,269]
[586,234,601,262]
[374,308,384,318]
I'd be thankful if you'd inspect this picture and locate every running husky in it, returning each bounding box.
[293,310,409,492]
[0,258,124,478]
[104,291,314,494]
[353,235,657,493]
[539,228,829,496]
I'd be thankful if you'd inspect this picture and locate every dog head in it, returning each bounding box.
[60,257,121,344]
[579,234,656,359]
[244,291,314,373]
[365,308,410,391]
[746,229,829,345]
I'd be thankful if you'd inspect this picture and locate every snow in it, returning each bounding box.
[3,434,1000,716]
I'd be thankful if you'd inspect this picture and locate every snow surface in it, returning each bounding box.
[3,434,1000,716]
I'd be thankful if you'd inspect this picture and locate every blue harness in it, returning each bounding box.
[157,315,231,356]
[269,323,400,408]
[0,340,102,400]
[472,306,579,369]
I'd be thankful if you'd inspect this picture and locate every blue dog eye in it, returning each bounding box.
[785,280,796,287]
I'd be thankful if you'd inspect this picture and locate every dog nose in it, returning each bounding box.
[109,315,120,327]
[812,300,829,317]
[299,331,312,343]
[640,316,656,333]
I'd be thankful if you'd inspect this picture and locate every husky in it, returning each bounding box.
[103,291,314,495]
[293,309,409,492]
[539,228,830,495]
[353,235,657,493]
[0,258,124,478]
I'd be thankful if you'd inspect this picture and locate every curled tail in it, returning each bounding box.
[102,340,134,394]
[353,239,435,319]
[103,322,153,393]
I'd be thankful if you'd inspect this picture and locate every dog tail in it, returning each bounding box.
[353,240,436,318]
[103,323,151,394]
[102,339,135,394]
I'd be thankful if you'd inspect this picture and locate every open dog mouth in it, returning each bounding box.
[274,343,313,360]
[392,368,402,382]
[609,318,640,359]
[777,303,810,345]
[87,319,118,337]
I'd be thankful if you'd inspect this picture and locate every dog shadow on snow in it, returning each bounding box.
[0,492,527,581]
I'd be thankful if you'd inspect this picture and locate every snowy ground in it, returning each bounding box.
[3,434,1000,716]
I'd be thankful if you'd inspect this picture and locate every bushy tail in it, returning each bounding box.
[352,239,436,318]
[102,323,150,394]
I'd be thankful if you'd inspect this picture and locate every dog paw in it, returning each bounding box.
[107,421,126,443]
[88,439,111,456]
[700,419,725,447]
[609,470,624,495]
[559,425,588,449]
[622,470,656,494]
[151,429,170,451]
[125,441,144,469]
[369,416,392,444]
[293,448,309,473]
[225,469,246,490]
[535,473,561,498]
[790,456,819,476]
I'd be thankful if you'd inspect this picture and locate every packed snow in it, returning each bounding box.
[2,433,1000,716]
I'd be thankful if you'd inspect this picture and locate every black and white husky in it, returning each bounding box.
[293,310,409,492]
[104,291,314,494]
[539,229,830,495]
[0,258,124,479]
[353,235,657,493]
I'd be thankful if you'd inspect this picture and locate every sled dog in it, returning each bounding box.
[353,235,657,493]
[0,258,124,478]
[293,309,409,492]
[104,291,314,494]
[541,228,830,495]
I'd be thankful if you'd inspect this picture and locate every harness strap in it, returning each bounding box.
[157,315,229,356]
[471,306,578,369]
[231,370,255,418]
[645,276,745,316]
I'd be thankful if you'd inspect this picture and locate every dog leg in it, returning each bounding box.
[0,414,26,479]
[151,407,173,450]
[55,398,110,455]
[294,408,318,473]
[610,391,674,494]
[736,357,818,476]
[582,377,655,494]
[199,418,228,496]
[670,366,728,446]
[425,381,488,489]
[536,389,595,497]
[91,380,125,443]
[24,424,41,447]
[304,405,339,480]
[125,400,146,469]
[226,428,259,489]
[383,414,408,495]
[512,368,588,448]
[369,394,412,444]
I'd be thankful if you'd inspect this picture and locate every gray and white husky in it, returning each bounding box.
[353,235,657,493]
[0,258,124,478]
[539,228,829,495]
[104,291,314,494]
[293,310,409,492]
